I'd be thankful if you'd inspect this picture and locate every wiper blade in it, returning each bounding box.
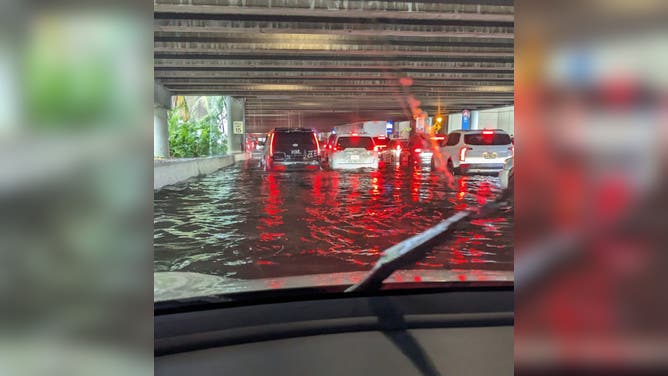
[345,193,510,293]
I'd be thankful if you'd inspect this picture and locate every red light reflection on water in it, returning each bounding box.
[410,168,422,202]
[259,173,285,237]
[347,174,362,214]
[311,173,324,206]
[476,180,493,205]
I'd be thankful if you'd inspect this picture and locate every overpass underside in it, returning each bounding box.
[154,0,514,133]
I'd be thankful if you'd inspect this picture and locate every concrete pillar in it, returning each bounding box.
[154,82,172,158]
[154,104,170,158]
[471,110,480,130]
[225,96,246,153]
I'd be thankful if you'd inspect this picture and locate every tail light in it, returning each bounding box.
[270,135,275,156]
[482,130,494,135]
[314,135,320,154]
[414,148,422,153]
[508,145,514,157]
[459,146,469,161]
[374,146,380,151]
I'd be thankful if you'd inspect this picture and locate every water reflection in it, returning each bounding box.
[154,163,513,279]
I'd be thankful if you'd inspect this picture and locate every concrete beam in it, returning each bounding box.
[154,4,514,23]
[154,71,515,80]
[153,47,513,60]
[154,24,513,39]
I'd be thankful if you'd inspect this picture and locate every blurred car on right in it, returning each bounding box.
[372,136,389,152]
[435,129,513,174]
[380,138,409,166]
[499,156,513,192]
[406,134,446,169]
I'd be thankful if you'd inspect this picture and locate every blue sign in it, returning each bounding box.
[386,121,394,135]
[462,109,471,130]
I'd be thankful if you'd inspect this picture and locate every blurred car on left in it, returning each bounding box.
[260,128,321,171]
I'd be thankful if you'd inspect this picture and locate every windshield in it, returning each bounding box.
[464,133,512,146]
[154,3,514,303]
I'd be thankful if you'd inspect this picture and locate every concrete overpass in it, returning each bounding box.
[154,0,514,148]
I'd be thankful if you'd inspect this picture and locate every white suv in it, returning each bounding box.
[327,133,379,170]
[435,129,513,174]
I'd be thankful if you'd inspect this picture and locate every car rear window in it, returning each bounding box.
[337,136,374,150]
[445,133,460,146]
[464,132,512,146]
[274,132,317,151]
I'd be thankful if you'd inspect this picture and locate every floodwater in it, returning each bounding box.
[154,160,513,280]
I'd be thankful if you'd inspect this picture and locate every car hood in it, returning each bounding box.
[154,269,513,302]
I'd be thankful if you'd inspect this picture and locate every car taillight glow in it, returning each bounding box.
[459,147,468,161]
[414,148,422,153]
[314,135,320,154]
[270,135,275,155]
[482,130,494,135]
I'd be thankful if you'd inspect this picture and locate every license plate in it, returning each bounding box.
[483,152,497,159]
[350,154,360,161]
[291,149,300,155]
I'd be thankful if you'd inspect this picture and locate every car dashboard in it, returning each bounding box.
[155,285,513,375]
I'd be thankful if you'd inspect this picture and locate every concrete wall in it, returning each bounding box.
[447,106,514,135]
[478,106,515,135]
[154,153,249,190]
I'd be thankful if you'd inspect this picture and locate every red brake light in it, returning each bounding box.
[351,133,358,136]
[414,148,422,153]
[482,130,494,135]
[459,146,468,161]
[396,145,401,151]
[270,134,275,155]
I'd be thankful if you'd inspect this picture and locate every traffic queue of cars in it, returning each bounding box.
[258,127,514,183]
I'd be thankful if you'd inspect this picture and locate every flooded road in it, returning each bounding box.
[154,160,513,279]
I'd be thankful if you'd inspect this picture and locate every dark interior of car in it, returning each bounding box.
[155,285,513,375]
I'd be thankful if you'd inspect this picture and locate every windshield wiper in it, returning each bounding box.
[345,192,510,293]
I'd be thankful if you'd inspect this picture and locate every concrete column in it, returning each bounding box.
[471,110,480,130]
[154,82,172,158]
[225,96,246,153]
[154,104,170,158]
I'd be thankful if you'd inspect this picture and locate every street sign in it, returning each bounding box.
[462,109,471,130]
[233,121,244,134]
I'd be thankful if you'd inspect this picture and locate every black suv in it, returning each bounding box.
[260,128,321,171]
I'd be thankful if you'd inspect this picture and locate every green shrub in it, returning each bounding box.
[167,104,228,158]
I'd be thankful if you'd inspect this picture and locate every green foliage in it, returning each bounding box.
[167,97,228,158]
